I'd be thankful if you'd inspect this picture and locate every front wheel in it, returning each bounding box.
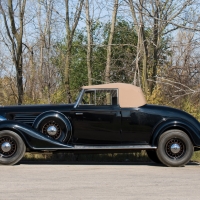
[0,130,26,165]
[156,130,193,167]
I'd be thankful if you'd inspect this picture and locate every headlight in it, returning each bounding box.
[0,116,6,121]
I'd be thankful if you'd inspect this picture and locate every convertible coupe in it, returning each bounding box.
[0,83,199,167]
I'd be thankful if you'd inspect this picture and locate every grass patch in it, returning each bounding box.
[23,151,150,163]
[191,151,200,162]
[22,150,200,163]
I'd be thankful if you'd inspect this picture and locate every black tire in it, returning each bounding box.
[37,117,70,142]
[0,130,26,165]
[156,129,193,167]
[146,150,162,164]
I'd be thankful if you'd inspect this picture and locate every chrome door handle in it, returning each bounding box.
[75,113,83,115]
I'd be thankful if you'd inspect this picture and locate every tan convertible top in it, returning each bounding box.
[82,83,146,108]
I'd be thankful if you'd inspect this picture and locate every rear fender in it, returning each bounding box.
[151,119,200,146]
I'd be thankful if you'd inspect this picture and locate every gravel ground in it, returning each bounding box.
[0,162,199,200]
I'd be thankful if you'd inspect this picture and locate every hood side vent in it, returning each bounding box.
[14,114,38,126]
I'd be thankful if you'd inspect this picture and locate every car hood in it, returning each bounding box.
[0,103,75,114]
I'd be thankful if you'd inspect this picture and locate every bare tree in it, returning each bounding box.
[127,0,148,92]
[0,0,26,104]
[127,0,197,93]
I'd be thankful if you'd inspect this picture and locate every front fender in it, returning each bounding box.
[0,120,72,150]
[151,119,200,146]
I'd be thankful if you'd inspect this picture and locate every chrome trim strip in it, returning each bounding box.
[30,145,157,150]
[0,116,6,121]
[74,145,157,150]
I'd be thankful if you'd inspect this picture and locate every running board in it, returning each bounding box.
[73,145,157,150]
[35,145,157,151]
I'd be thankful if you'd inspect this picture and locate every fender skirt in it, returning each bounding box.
[0,120,73,150]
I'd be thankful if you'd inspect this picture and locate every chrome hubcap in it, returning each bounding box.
[0,136,17,157]
[1,142,12,152]
[165,138,185,159]
[47,126,57,136]
[42,120,61,139]
[170,143,181,154]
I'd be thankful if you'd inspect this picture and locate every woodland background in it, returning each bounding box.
[1,0,200,120]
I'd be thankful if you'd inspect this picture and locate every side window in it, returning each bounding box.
[80,91,95,105]
[96,90,118,105]
[80,89,118,106]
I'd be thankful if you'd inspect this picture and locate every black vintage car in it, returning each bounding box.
[0,83,199,167]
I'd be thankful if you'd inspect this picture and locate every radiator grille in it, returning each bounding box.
[14,114,38,125]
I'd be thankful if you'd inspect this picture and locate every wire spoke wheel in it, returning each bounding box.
[157,130,193,167]
[0,130,26,165]
[0,136,17,158]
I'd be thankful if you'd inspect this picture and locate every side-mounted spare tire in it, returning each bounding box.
[33,111,72,143]
[0,130,26,165]
[156,129,193,167]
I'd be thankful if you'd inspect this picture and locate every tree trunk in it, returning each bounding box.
[85,0,92,86]
[7,0,26,104]
[16,56,23,104]
[149,1,159,94]
[139,0,148,94]
[65,0,83,103]
[128,0,148,93]
[105,0,118,84]
[64,46,72,103]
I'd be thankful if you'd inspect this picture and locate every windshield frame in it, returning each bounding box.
[74,89,84,108]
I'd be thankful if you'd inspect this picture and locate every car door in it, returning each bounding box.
[72,89,122,144]
[120,108,162,144]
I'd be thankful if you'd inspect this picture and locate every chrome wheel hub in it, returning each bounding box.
[47,126,57,136]
[42,120,61,139]
[0,136,17,157]
[170,143,181,154]
[1,142,12,152]
[165,138,185,159]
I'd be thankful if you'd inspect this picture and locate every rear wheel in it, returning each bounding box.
[146,150,161,164]
[157,130,193,167]
[0,130,26,165]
